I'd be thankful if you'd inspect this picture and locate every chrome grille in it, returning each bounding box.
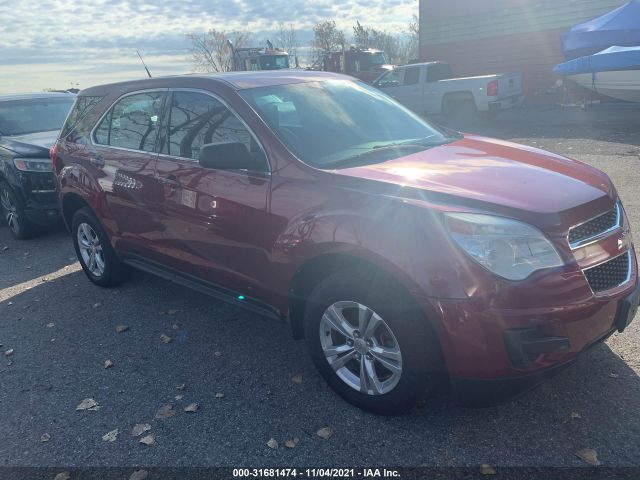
[568,205,620,248]
[584,251,630,293]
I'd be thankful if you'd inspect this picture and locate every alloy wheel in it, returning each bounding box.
[319,301,403,395]
[77,222,106,277]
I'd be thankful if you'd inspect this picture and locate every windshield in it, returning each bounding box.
[0,97,75,136]
[368,51,387,66]
[239,80,457,169]
[259,55,290,70]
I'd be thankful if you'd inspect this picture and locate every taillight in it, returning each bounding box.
[49,143,59,172]
[487,80,498,97]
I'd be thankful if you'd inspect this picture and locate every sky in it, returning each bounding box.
[0,0,418,93]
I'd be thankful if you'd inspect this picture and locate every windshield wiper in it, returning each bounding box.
[329,142,446,169]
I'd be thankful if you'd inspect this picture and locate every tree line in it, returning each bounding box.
[189,17,419,73]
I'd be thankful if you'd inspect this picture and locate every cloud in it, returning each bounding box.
[0,0,417,93]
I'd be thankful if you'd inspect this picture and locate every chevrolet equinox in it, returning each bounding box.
[53,72,639,414]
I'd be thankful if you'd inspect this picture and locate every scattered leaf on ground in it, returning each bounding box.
[54,472,71,480]
[175,395,183,401]
[92,302,101,309]
[76,398,100,411]
[316,427,333,439]
[176,383,186,391]
[576,449,601,466]
[608,373,619,378]
[172,323,180,330]
[214,351,222,357]
[480,464,497,475]
[46,323,55,328]
[267,438,278,449]
[41,433,51,442]
[102,429,119,442]
[215,392,225,399]
[104,359,114,369]
[570,412,581,419]
[131,423,151,437]
[184,403,199,413]
[284,437,300,449]
[139,435,155,446]
[160,334,173,344]
[129,470,149,480]
[4,349,14,357]
[291,373,303,384]
[115,325,129,333]
[167,309,178,315]
[155,404,176,419]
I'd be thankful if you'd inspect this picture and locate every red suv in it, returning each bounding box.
[54,72,639,414]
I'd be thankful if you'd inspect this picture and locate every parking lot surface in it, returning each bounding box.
[1,115,639,469]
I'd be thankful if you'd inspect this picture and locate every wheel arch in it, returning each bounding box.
[288,252,430,340]
[61,192,91,231]
[441,91,476,113]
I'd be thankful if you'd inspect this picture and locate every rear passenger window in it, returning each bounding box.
[162,91,267,170]
[94,91,164,152]
[403,67,420,86]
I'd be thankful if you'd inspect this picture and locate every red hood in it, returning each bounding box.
[334,135,613,214]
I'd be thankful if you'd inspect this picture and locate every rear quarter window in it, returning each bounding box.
[60,96,103,138]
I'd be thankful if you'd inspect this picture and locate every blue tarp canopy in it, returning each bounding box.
[554,45,640,76]
[562,1,640,60]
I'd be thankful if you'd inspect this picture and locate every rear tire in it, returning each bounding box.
[71,207,129,287]
[443,98,478,129]
[0,180,34,240]
[304,269,443,415]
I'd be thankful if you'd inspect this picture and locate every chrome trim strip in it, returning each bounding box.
[568,203,621,250]
[582,250,632,296]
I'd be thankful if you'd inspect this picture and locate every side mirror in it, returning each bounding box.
[198,142,265,171]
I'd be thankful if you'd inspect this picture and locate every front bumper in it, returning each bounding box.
[450,280,639,405]
[13,170,60,226]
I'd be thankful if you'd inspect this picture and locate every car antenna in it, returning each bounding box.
[136,50,152,78]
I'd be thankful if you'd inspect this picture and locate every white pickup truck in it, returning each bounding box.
[373,62,523,120]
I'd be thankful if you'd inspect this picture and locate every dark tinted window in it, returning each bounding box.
[94,91,164,152]
[163,91,266,170]
[427,64,453,82]
[403,67,420,86]
[0,97,74,136]
[61,96,102,138]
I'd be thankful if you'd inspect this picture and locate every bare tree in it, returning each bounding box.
[187,29,251,72]
[404,14,420,63]
[276,22,299,58]
[312,20,345,59]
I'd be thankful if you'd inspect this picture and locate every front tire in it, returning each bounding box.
[0,181,34,240]
[71,207,129,287]
[304,269,443,415]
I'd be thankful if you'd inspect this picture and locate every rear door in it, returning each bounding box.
[90,90,167,254]
[152,89,272,295]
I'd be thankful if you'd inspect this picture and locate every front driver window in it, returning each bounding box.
[163,91,267,171]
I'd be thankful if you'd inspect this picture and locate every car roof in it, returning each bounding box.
[79,70,350,96]
[0,92,76,102]
[394,62,447,69]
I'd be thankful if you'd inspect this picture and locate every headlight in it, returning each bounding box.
[445,212,563,281]
[13,157,52,172]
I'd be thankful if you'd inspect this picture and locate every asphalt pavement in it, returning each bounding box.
[1,116,639,471]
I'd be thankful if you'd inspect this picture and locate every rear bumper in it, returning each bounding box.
[488,94,523,111]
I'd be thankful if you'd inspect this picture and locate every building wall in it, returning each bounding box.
[419,0,627,101]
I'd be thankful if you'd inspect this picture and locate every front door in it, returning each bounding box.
[389,66,423,112]
[152,90,272,297]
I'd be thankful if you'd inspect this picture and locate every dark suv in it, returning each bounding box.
[0,92,75,238]
[54,72,638,414]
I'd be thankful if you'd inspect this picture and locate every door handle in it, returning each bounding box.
[160,174,180,198]
[89,155,105,167]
